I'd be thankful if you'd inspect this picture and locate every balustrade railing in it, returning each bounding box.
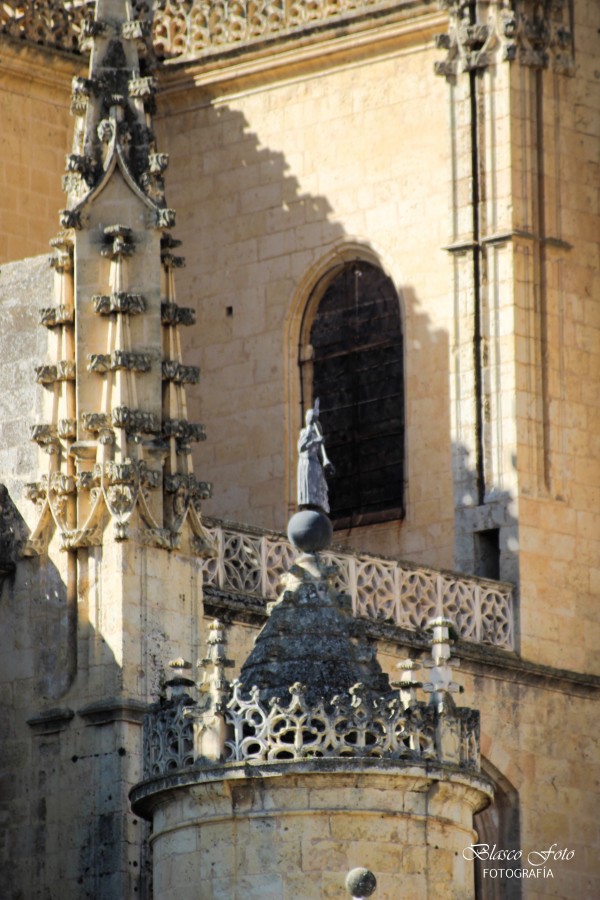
[203,518,515,650]
[0,1,406,59]
[143,682,481,778]
[150,0,402,60]
[0,1,93,51]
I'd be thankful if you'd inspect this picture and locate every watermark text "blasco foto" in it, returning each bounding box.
[462,843,575,879]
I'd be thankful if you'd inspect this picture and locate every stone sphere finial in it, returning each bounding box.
[345,867,377,898]
[287,508,333,553]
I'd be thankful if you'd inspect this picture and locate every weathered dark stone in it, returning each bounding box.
[239,555,390,706]
[345,867,377,898]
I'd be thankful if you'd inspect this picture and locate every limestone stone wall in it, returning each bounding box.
[0,2,598,898]
[511,0,600,674]
[0,43,81,264]
[374,646,600,899]
[0,257,51,527]
[157,33,457,570]
[137,764,491,900]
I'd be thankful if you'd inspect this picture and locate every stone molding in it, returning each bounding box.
[81,408,161,435]
[130,755,493,816]
[40,306,74,327]
[162,417,207,443]
[161,302,195,326]
[161,360,200,384]
[78,696,148,726]
[87,351,153,374]
[34,361,76,385]
[26,707,75,736]
[92,292,146,315]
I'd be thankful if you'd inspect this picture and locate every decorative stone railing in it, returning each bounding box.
[1,1,574,77]
[143,681,480,778]
[0,0,93,52]
[142,609,481,780]
[0,0,410,59]
[149,0,404,61]
[202,518,515,650]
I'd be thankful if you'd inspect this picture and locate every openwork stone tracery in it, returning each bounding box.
[144,619,479,778]
[1,1,422,59]
[203,518,515,648]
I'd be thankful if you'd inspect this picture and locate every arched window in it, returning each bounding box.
[300,261,404,528]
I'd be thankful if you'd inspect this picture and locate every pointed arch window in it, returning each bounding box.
[300,261,405,528]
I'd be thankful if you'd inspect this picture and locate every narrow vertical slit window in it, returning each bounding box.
[474,528,501,581]
[300,262,405,528]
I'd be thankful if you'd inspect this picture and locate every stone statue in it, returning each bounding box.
[297,400,334,513]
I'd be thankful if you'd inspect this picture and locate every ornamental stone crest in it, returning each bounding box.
[435,0,575,78]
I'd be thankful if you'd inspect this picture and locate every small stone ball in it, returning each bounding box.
[287,509,333,552]
[345,867,377,898]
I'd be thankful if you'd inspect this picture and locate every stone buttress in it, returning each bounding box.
[23,1,212,896]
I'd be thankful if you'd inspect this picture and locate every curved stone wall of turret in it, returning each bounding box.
[131,759,492,900]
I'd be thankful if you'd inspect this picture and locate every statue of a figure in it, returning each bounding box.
[297,400,334,513]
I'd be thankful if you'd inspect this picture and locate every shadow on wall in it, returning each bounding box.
[158,102,457,567]
[0,288,154,900]
[474,757,522,900]
[452,441,520,591]
[0,488,78,700]
[0,530,152,900]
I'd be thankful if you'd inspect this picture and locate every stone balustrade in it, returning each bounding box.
[142,617,482,780]
[202,517,515,650]
[0,0,408,58]
[0,0,93,51]
[143,681,481,778]
[149,0,403,60]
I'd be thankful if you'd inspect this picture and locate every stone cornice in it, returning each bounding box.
[364,619,600,699]
[78,696,148,726]
[130,757,493,819]
[0,38,85,95]
[1,3,443,100]
[27,706,75,735]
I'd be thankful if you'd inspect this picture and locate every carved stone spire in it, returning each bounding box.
[27,0,212,554]
[61,0,169,227]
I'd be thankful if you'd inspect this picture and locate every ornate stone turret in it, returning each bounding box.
[26,0,211,555]
[132,474,493,897]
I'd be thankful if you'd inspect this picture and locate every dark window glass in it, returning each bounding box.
[302,262,404,527]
